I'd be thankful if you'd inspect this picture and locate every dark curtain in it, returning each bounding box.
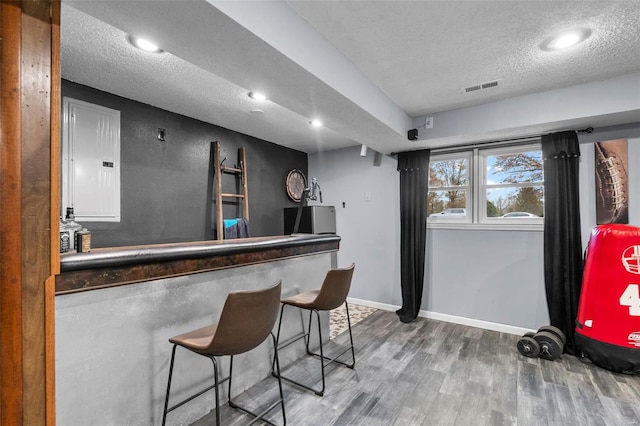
[396,149,430,323]
[542,131,583,355]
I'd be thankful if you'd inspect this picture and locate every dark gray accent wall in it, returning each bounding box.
[62,80,307,248]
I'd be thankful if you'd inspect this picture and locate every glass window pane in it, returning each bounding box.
[486,151,543,185]
[429,158,469,187]
[486,186,544,217]
[428,190,467,217]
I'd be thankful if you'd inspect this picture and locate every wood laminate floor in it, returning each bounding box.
[191,310,640,426]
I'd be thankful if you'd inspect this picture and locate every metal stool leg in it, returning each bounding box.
[226,355,236,410]
[227,344,286,426]
[162,347,222,426]
[212,356,220,426]
[304,309,314,355]
[307,303,355,368]
[162,345,177,426]
[314,309,326,396]
[272,305,326,396]
[272,304,287,376]
[271,332,287,425]
[272,305,323,396]
[274,303,356,397]
[344,302,356,368]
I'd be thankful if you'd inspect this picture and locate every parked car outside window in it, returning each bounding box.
[500,212,539,218]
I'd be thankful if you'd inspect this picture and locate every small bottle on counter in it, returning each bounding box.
[59,216,70,253]
[75,228,92,253]
[64,207,82,252]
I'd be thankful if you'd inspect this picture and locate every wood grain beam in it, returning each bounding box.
[48,2,60,423]
[0,2,25,424]
[21,1,54,423]
[0,1,57,424]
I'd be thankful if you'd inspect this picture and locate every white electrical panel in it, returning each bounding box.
[62,98,121,222]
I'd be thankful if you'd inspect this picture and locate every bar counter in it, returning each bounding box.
[55,234,340,426]
[56,233,340,294]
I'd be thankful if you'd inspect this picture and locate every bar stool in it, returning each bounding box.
[273,264,355,396]
[162,281,286,426]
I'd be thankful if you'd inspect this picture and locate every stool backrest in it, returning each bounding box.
[209,280,282,356]
[312,263,355,311]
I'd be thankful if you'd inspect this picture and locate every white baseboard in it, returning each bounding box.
[347,297,534,336]
[347,297,397,312]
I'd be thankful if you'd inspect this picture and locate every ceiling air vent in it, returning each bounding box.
[463,79,500,94]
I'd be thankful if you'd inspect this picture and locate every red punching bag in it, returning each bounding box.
[575,224,640,374]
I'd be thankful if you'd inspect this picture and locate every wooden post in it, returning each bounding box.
[0,1,59,424]
[214,141,224,240]
[240,147,249,221]
[1,2,25,424]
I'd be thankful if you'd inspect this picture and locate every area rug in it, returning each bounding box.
[330,303,377,339]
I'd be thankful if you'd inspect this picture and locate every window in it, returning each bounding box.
[428,142,543,227]
[481,146,544,223]
[428,153,471,222]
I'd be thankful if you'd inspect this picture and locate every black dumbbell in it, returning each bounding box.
[537,325,566,346]
[517,332,540,358]
[533,325,565,361]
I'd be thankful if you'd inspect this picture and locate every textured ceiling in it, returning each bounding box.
[61,1,640,154]
[289,1,640,116]
[60,4,357,154]
[288,1,640,117]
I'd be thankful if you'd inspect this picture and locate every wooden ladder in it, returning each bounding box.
[213,141,249,240]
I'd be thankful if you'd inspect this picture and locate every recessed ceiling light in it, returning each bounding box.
[248,92,267,101]
[310,119,323,127]
[250,109,264,115]
[128,35,163,53]
[541,28,591,51]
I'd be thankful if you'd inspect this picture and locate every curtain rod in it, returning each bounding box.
[390,126,594,156]
[430,135,540,155]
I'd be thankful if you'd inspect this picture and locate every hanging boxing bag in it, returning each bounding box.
[575,224,640,374]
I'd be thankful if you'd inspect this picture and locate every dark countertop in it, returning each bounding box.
[56,234,340,295]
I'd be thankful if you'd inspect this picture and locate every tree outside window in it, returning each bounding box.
[484,149,544,219]
[428,156,469,218]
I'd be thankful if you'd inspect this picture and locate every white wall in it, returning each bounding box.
[425,228,547,330]
[309,125,640,333]
[411,73,640,149]
[308,146,402,306]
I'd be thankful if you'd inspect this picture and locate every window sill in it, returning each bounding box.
[427,222,544,232]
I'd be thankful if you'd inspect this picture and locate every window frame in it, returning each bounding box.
[428,141,544,231]
[427,151,473,224]
[478,143,544,226]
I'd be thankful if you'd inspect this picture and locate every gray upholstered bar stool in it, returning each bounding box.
[162,281,286,426]
[273,263,355,396]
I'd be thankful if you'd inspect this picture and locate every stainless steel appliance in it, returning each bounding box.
[284,206,336,234]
